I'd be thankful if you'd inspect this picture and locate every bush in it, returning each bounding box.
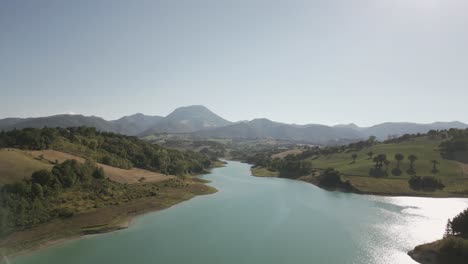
[31,170,54,186]
[31,183,44,199]
[439,236,468,263]
[57,208,74,218]
[318,168,342,188]
[391,168,402,176]
[369,167,387,177]
[409,176,445,191]
[93,167,105,179]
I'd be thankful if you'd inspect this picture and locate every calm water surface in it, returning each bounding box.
[12,161,468,264]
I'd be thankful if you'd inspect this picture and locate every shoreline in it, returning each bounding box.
[251,173,468,199]
[249,167,468,198]
[301,178,468,198]
[1,177,218,260]
[6,202,162,260]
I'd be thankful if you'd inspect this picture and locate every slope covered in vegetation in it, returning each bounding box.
[409,207,468,264]
[244,129,468,197]
[0,127,220,255]
[0,127,215,176]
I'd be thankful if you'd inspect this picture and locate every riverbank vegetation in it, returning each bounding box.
[0,127,220,255]
[244,129,468,197]
[409,207,468,264]
[0,158,217,255]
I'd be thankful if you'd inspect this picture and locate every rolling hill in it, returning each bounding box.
[194,118,366,144]
[250,135,468,197]
[0,115,116,132]
[1,106,467,145]
[362,122,468,140]
[111,113,164,136]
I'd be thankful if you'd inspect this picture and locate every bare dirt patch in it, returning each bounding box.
[271,149,304,159]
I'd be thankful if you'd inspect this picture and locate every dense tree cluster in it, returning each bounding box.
[408,175,445,191]
[439,208,468,263]
[445,208,468,239]
[0,160,105,236]
[317,168,353,191]
[0,127,213,176]
[440,129,468,153]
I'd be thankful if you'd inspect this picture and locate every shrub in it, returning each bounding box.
[408,176,445,191]
[391,168,402,176]
[31,170,54,186]
[31,183,44,199]
[57,208,74,218]
[439,236,468,263]
[93,167,105,179]
[318,168,342,188]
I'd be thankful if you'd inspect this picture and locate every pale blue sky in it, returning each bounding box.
[1,0,467,126]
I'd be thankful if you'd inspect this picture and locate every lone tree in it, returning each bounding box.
[408,154,417,170]
[367,151,374,160]
[351,153,358,163]
[394,153,404,168]
[372,154,387,169]
[431,160,439,173]
[368,136,377,144]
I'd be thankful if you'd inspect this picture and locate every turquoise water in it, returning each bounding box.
[12,161,468,264]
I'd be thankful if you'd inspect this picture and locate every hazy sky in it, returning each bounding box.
[1,0,467,126]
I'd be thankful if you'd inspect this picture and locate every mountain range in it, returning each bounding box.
[1,105,467,145]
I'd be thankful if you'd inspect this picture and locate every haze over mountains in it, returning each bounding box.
[1,105,467,145]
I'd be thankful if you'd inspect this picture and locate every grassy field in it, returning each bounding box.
[28,150,175,184]
[271,149,304,159]
[251,166,279,177]
[0,149,52,185]
[307,137,464,179]
[252,137,468,197]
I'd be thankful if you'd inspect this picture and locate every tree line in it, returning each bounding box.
[0,159,106,236]
[0,127,215,176]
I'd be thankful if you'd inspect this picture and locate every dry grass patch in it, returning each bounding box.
[271,149,304,159]
[28,150,174,184]
[0,149,52,185]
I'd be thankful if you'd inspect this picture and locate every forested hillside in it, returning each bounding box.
[0,127,214,176]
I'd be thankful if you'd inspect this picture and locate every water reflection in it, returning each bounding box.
[12,162,468,264]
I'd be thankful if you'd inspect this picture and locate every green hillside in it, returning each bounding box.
[248,133,468,197]
[309,137,463,178]
[0,127,215,176]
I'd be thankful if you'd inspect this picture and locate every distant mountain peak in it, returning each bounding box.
[167,105,215,117]
[334,123,360,129]
[251,118,273,123]
[139,105,232,135]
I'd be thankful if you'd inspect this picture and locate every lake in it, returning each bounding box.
[12,161,468,264]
